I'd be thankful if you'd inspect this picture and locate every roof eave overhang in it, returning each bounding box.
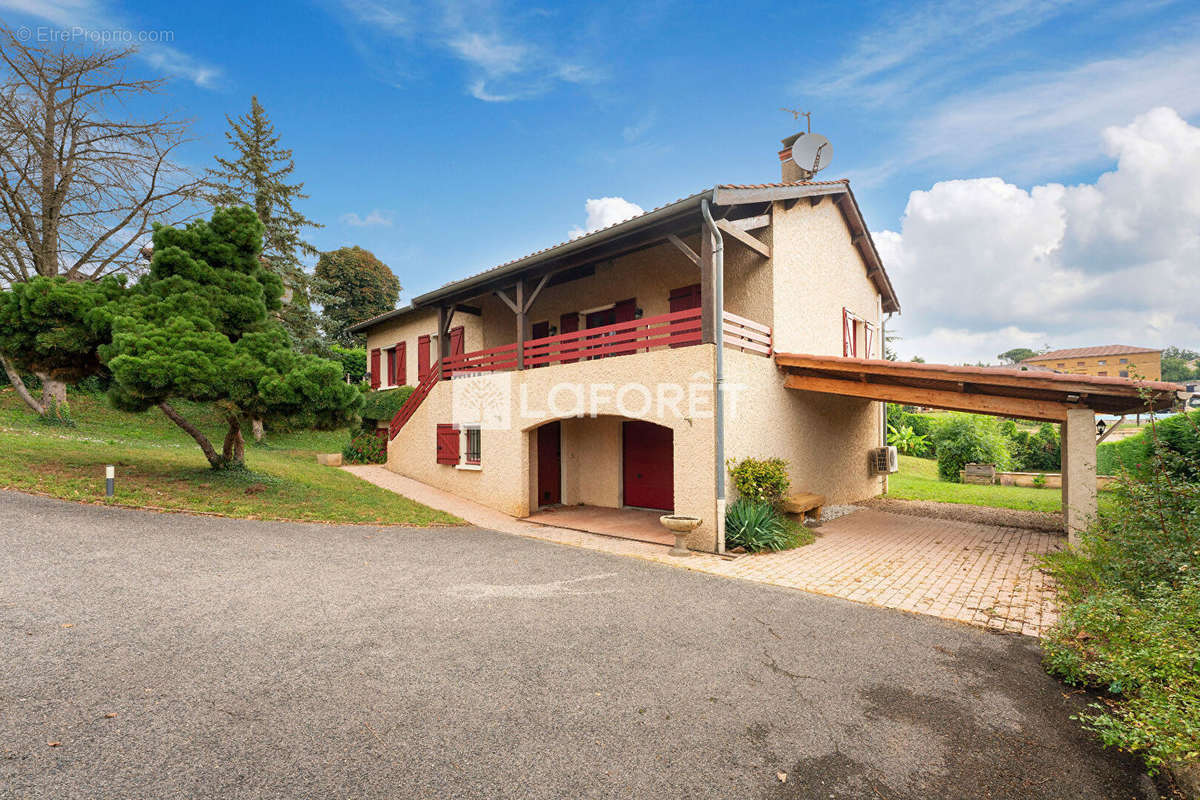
[715,183,900,315]
[410,190,713,308]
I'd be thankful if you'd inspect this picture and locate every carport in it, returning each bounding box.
[775,354,1182,544]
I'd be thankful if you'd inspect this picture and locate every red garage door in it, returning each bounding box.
[622,421,673,511]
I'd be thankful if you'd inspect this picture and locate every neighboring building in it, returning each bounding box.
[1021,345,1162,381]
[347,134,900,553]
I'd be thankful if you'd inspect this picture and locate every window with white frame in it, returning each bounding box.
[463,426,481,465]
[841,308,876,358]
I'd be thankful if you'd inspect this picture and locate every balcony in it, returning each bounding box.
[442,308,771,377]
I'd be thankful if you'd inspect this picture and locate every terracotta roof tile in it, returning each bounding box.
[1024,345,1161,361]
[715,179,849,189]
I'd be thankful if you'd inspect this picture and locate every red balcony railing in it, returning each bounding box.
[441,307,770,379]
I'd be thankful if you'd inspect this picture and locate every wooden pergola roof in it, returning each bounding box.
[776,354,1182,421]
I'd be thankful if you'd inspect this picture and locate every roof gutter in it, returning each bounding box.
[701,194,726,552]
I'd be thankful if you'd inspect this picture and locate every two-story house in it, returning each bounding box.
[348,136,901,553]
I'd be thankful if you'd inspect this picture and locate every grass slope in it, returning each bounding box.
[0,388,460,526]
[887,455,1115,514]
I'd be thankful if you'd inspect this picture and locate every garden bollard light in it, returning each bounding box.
[105,465,114,497]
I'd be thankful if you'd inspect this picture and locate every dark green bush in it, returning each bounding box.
[1096,411,1200,481]
[360,386,415,424]
[727,457,790,504]
[343,430,386,464]
[330,345,367,381]
[1042,415,1200,772]
[1011,422,1061,472]
[930,413,1012,481]
[725,499,796,552]
[886,405,934,456]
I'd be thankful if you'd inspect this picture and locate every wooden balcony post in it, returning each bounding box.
[437,305,450,379]
[515,279,526,370]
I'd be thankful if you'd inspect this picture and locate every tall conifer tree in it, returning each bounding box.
[206,97,322,350]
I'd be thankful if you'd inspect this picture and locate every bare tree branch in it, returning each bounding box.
[0,24,201,283]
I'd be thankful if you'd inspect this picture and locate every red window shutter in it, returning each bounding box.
[418,335,431,381]
[669,283,702,312]
[450,326,465,356]
[864,323,875,359]
[386,348,396,385]
[395,342,406,385]
[842,309,855,357]
[613,297,637,323]
[369,348,381,389]
[436,423,459,465]
[560,313,579,364]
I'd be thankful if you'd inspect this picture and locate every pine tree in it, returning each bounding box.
[206,97,323,351]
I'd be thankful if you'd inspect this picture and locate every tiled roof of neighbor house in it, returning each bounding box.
[352,179,897,332]
[1023,345,1162,362]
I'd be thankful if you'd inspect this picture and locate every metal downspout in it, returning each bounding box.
[701,196,726,551]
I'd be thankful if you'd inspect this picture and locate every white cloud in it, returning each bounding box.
[0,0,224,89]
[568,197,644,240]
[879,107,1200,364]
[341,209,394,227]
[335,0,599,102]
[912,40,1200,180]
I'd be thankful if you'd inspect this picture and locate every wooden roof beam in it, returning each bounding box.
[783,374,1083,422]
[715,218,771,259]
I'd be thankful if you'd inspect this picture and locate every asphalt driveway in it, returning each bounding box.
[0,491,1157,799]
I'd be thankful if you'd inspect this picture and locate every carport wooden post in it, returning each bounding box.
[1061,407,1098,547]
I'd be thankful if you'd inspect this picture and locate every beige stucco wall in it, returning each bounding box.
[386,344,721,551]
[719,198,888,504]
[363,309,484,388]
[560,416,623,507]
[769,197,883,357]
[723,349,884,504]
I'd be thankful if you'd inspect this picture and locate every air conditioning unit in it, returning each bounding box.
[872,446,899,474]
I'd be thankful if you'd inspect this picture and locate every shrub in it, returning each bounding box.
[725,499,798,552]
[329,345,368,382]
[1097,411,1200,481]
[887,423,929,456]
[1042,415,1200,773]
[1010,422,1061,472]
[1032,473,1047,489]
[343,430,387,464]
[930,413,1012,481]
[886,405,934,456]
[36,397,75,428]
[727,457,790,504]
[360,386,415,425]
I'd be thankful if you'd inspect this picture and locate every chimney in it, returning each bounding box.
[778,132,808,183]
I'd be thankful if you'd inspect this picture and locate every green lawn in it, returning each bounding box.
[0,387,460,526]
[887,455,1116,514]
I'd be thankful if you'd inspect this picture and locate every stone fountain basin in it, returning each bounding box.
[659,515,701,533]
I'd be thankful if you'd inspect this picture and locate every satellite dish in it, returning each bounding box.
[789,133,833,176]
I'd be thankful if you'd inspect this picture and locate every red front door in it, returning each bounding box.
[622,421,673,511]
[537,421,561,507]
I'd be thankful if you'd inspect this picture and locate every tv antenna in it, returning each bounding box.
[780,107,811,133]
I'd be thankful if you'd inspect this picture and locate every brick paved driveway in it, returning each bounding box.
[346,467,1064,636]
[719,510,1064,636]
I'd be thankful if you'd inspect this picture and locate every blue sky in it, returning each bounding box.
[4,0,1199,361]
